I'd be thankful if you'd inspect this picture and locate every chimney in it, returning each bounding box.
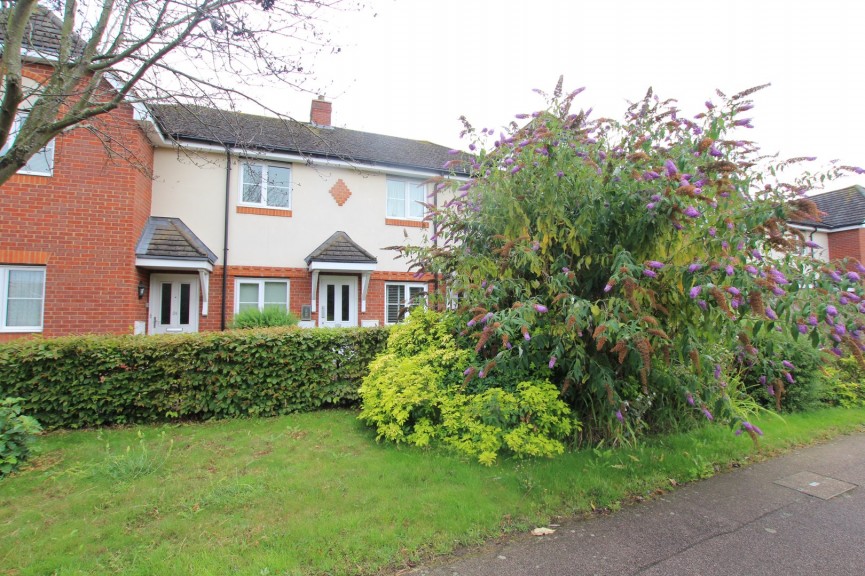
[310,96,332,126]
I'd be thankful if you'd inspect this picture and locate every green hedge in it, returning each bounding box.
[0,327,389,430]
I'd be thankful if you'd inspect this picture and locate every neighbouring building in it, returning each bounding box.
[788,184,865,263]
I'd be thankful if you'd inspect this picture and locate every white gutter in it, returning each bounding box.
[788,223,865,234]
[158,138,467,180]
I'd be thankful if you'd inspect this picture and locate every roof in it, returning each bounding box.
[0,5,86,59]
[788,185,865,230]
[136,217,218,263]
[149,104,471,176]
[305,231,377,265]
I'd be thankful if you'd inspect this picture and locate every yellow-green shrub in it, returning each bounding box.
[358,310,576,464]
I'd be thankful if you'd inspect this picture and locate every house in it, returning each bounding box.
[787,184,865,263]
[0,9,466,339]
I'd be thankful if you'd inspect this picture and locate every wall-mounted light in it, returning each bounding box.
[137,281,146,299]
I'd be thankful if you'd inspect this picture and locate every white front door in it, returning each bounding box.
[318,276,357,328]
[149,274,199,334]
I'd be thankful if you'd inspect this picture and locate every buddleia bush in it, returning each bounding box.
[399,81,864,444]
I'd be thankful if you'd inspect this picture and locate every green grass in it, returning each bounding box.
[1,407,864,576]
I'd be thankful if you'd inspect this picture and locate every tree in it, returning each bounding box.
[0,0,354,185]
[383,81,865,445]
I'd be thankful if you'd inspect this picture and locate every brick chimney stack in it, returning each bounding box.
[310,96,332,126]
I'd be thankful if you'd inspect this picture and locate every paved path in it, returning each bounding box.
[409,433,865,576]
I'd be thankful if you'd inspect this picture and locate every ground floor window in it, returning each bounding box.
[385,282,426,325]
[235,279,289,313]
[0,266,45,331]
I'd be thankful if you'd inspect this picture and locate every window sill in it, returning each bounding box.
[237,206,293,217]
[0,327,43,333]
[385,218,428,228]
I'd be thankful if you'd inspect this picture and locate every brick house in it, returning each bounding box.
[788,185,865,263]
[0,10,465,339]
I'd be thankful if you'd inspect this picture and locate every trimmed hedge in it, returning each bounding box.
[0,327,389,430]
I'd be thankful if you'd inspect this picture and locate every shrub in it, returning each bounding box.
[0,327,389,429]
[823,357,865,408]
[230,307,299,329]
[1,397,42,478]
[358,310,576,464]
[400,81,863,442]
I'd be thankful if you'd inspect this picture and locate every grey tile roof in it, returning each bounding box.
[305,231,377,265]
[149,104,471,176]
[136,217,218,263]
[788,185,865,230]
[0,5,86,59]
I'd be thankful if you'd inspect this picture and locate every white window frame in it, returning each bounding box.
[386,177,427,220]
[239,161,292,210]
[234,278,290,314]
[0,266,46,332]
[0,112,55,176]
[384,282,427,325]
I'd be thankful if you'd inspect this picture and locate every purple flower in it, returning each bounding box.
[745,265,758,275]
[467,319,477,327]
[714,365,722,379]
[734,118,753,128]
[705,100,715,110]
[688,262,702,273]
[557,171,564,178]
[709,227,717,237]
[709,145,722,158]
[721,240,729,250]
[651,194,662,202]
[767,385,775,396]
[524,331,531,341]
[646,202,656,210]
[840,296,849,305]
[683,206,700,218]
[829,270,843,282]
[702,408,714,421]
[836,324,847,335]
[534,304,548,313]
[808,314,818,326]
[549,356,557,369]
[726,286,740,296]
[482,313,494,324]
[804,240,821,249]
[664,159,678,177]
[643,171,660,181]
[751,249,763,261]
[784,371,794,384]
[686,392,695,406]
[643,269,657,278]
[479,370,485,378]
[831,347,843,357]
[827,305,839,317]
[772,287,786,296]
[604,283,613,293]
[848,272,861,282]
[506,341,513,350]
[758,375,767,385]
[532,241,540,252]
[698,300,707,310]
[510,165,522,174]
[731,297,741,309]
[782,360,795,370]
[463,367,473,376]
[766,307,778,320]
[726,265,735,276]
[798,324,808,334]
[689,285,702,299]
[647,260,665,269]
[615,410,624,423]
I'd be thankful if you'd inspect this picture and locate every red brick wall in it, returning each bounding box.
[203,266,432,328]
[827,229,865,262]
[0,66,154,338]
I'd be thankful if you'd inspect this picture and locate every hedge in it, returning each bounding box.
[0,327,390,430]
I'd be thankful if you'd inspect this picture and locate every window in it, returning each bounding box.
[235,279,289,313]
[386,177,426,219]
[0,112,55,176]
[240,162,291,209]
[385,283,426,324]
[0,266,45,331]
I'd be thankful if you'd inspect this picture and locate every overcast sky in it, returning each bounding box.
[258,0,864,189]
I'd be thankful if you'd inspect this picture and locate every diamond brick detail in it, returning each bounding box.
[330,179,352,206]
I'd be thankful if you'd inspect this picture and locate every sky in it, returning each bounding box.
[255,0,864,189]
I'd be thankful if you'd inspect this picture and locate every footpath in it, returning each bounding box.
[409,432,865,576]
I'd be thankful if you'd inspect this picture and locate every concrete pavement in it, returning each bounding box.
[409,433,865,576]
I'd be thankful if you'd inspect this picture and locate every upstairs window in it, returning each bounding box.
[0,112,55,176]
[385,282,426,324]
[240,162,291,209]
[0,266,45,332]
[386,177,426,219]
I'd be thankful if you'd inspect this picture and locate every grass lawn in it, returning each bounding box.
[2,407,864,576]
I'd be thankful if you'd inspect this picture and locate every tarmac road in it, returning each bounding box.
[409,432,865,576]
